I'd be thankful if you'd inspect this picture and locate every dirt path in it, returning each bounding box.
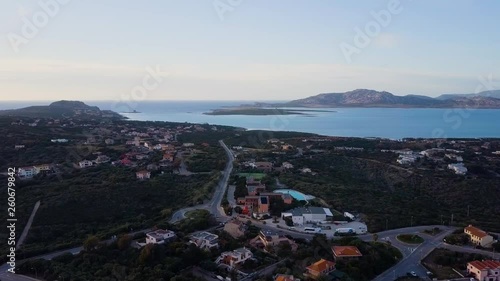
[16,200,41,250]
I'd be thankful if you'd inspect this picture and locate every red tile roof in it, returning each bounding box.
[306,259,336,273]
[465,225,489,239]
[332,246,363,257]
[469,260,500,271]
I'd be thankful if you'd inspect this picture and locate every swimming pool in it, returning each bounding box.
[273,189,315,201]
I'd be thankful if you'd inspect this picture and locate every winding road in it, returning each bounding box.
[170,140,234,223]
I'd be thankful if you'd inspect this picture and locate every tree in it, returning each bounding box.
[234,206,243,214]
[83,235,100,251]
[117,234,132,250]
[139,244,154,264]
[372,233,379,242]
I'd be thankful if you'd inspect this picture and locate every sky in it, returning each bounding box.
[0,0,499,101]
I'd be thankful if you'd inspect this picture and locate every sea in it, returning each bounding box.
[1,100,500,139]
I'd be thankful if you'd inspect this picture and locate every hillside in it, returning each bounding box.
[281,89,500,108]
[437,90,500,100]
[0,100,124,119]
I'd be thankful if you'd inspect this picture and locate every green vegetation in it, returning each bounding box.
[422,248,487,280]
[6,168,215,259]
[396,234,424,244]
[422,227,442,236]
[204,108,311,116]
[18,239,210,281]
[238,172,267,180]
[285,235,402,281]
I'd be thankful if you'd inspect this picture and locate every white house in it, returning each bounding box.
[51,139,69,143]
[189,232,219,250]
[216,247,253,269]
[136,170,151,180]
[18,167,37,178]
[282,207,333,225]
[448,163,468,175]
[282,162,294,169]
[145,229,176,245]
[79,160,94,168]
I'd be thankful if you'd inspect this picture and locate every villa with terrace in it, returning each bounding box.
[189,231,219,250]
[215,247,253,269]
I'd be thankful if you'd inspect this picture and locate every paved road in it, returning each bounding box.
[371,226,456,281]
[170,140,234,223]
[227,185,236,207]
[16,201,41,250]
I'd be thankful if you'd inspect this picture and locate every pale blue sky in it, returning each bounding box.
[1,0,499,101]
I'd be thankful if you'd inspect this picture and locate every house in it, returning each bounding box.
[282,144,293,150]
[467,260,500,281]
[300,168,312,174]
[189,232,219,250]
[95,155,110,164]
[332,246,363,260]
[33,164,51,173]
[145,229,176,245]
[163,153,175,162]
[255,230,298,251]
[14,145,25,149]
[464,225,494,247]
[79,160,94,168]
[448,163,468,175]
[282,162,294,169]
[18,167,37,178]
[51,139,69,143]
[183,143,195,147]
[258,196,270,214]
[216,247,253,269]
[136,170,151,180]
[282,207,334,226]
[247,184,266,196]
[274,274,300,281]
[305,259,336,279]
[255,162,273,171]
[105,139,115,145]
[223,219,247,239]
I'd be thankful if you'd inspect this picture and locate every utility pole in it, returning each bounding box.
[441,214,443,225]
[467,205,470,217]
[451,214,454,225]
[411,216,414,227]
[386,218,388,230]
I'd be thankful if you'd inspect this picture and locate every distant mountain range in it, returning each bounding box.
[0,100,124,119]
[274,89,500,108]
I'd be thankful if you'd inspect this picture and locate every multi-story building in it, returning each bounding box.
[467,260,500,281]
[145,229,176,245]
[189,232,219,250]
[216,247,253,269]
[464,225,494,247]
[18,167,37,178]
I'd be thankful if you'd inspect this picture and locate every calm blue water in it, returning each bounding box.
[1,101,500,139]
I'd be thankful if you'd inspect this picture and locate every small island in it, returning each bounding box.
[204,107,334,116]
